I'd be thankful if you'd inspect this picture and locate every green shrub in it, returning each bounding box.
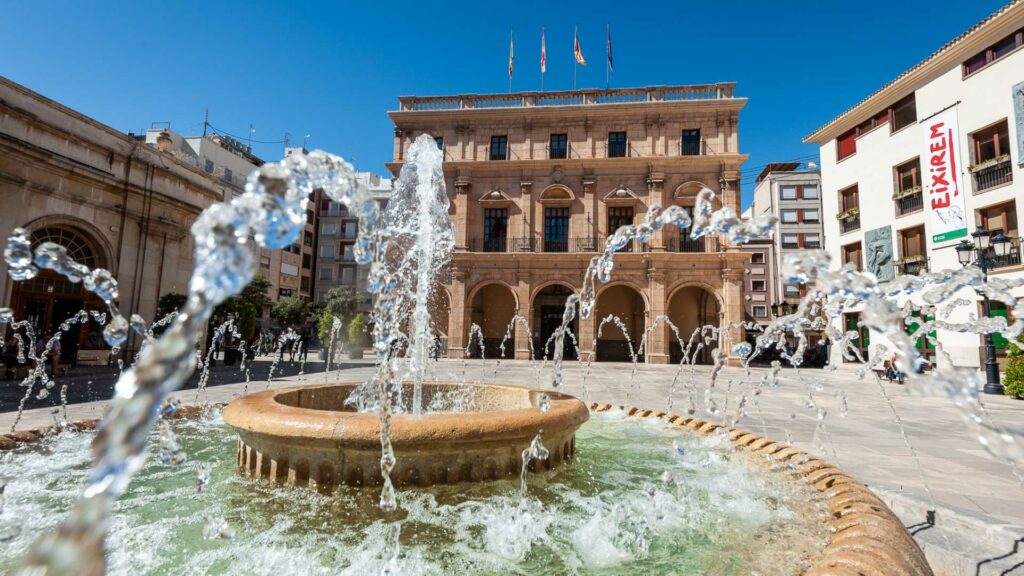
[1005,336,1024,399]
[348,313,368,348]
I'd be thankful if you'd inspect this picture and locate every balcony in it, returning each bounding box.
[894,188,923,216]
[666,235,720,253]
[971,156,1013,192]
[895,256,929,276]
[397,84,738,112]
[838,210,860,234]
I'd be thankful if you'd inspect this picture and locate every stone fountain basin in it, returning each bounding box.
[222,381,590,488]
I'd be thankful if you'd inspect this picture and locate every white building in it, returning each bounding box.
[805,0,1024,372]
[143,129,262,200]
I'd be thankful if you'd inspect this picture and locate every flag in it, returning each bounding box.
[606,26,613,73]
[508,29,514,79]
[540,27,546,74]
[574,26,586,66]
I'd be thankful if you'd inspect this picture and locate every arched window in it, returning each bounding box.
[30,227,100,268]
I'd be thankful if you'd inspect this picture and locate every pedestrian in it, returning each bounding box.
[50,335,61,376]
[298,332,310,363]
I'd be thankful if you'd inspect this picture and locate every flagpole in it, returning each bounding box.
[508,27,513,93]
[605,24,609,90]
[541,27,545,92]
[573,24,577,91]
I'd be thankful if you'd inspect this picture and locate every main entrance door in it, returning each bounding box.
[533,284,578,360]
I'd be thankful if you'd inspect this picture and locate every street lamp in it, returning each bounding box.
[955,227,1013,395]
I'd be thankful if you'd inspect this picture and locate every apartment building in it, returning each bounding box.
[805,0,1024,370]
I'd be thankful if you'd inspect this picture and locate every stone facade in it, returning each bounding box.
[387,84,750,364]
[0,76,223,360]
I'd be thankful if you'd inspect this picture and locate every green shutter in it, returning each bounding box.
[990,307,1009,349]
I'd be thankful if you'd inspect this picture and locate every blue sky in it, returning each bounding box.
[0,0,1009,206]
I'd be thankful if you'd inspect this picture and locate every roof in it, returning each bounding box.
[804,0,1024,144]
[756,162,801,183]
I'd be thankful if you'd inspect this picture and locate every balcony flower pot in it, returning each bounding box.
[836,207,860,220]
[891,185,921,200]
[968,154,1010,173]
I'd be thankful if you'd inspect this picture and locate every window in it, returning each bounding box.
[286,243,302,255]
[840,185,859,211]
[341,267,355,285]
[320,222,339,236]
[681,129,701,156]
[300,276,310,292]
[304,231,313,246]
[341,244,355,261]
[894,158,921,192]
[752,305,767,318]
[897,226,927,275]
[804,234,821,249]
[784,285,800,296]
[307,209,315,223]
[780,185,798,200]
[302,254,311,269]
[549,133,568,159]
[320,266,333,281]
[837,129,857,161]
[489,135,508,160]
[842,242,863,270]
[751,279,766,292]
[781,210,798,223]
[890,94,917,132]
[976,201,1019,239]
[204,159,214,173]
[988,301,1012,350]
[260,256,270,271]
[320,244,336,258]
[803,209,820,223]
[279,288,294,298]
[607,132,627,158]
[972,121,1011,164]
[782,234,799,249]
[342,222,357,239]
[802,186,819,199]
[751,252,766,264]
[223,168,233,183]
[434,135,444,150]
[482,208,508,252]
[544,207,570,252]
[608,206,634,252]
[963,27,1024,76]
[844,312,869,359]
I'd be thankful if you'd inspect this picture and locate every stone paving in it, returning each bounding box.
[4,357,1024,573]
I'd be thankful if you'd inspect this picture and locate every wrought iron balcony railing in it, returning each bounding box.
[972,159,1013,192]
[895,191,923,216]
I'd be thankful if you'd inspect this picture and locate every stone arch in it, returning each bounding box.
[539,184,576,203]
[593,282,648,362]
[20,214,114,270]
[7,219,115,364]
[666,282,723,365]
[466,281,518,359]
[673,180,712,201]
[531,281,578,361]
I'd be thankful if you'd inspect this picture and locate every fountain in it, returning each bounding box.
[5,132,1011,574]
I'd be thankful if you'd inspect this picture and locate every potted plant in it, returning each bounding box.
[891,185,921,200]
[968,153,1010,173]
[836,207,860,220]
[348,313,368,360]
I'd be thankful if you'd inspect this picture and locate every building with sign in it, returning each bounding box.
[805,0,1024,370]
[387,83,750,364]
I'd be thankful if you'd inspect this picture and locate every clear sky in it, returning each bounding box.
[0,0,1010,206]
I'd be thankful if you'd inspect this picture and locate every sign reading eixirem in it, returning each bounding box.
[922,108,967,243]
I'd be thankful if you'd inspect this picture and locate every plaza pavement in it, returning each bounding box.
[3,357,1024,574]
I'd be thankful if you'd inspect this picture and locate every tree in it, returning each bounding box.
[211,275,273,327]
[1005,336,1024,399]
[155,292,187,335]
[317,286,367,346]
[237,302,257,342]
[348,313,368,348]
[271,297,311,330]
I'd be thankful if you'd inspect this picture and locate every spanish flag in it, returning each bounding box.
[574,26,586,66]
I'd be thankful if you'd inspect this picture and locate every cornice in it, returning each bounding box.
[386,154,748,174]
[389,98,747,124]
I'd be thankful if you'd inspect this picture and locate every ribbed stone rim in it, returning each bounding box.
[589,402,934,576]
[2,401,933,575]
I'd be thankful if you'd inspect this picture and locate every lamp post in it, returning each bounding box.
[955,227,1013,395]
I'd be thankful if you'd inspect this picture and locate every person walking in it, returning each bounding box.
[298,332,310,363]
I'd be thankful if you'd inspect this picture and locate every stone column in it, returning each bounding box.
[447,269,468,359]
[454,177,470,251]
[514,272,532,360]
[647,171,666,251]
[646,269,669,363]
[577,270,596,361]
[722,267,745,366]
